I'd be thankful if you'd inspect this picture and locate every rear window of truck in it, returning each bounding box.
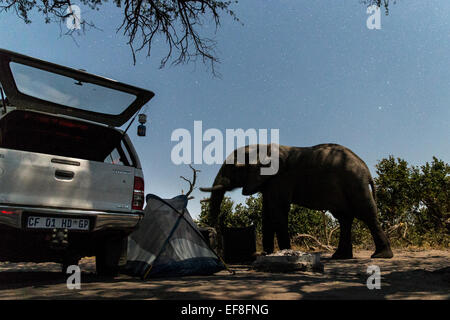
[0,110,136,167]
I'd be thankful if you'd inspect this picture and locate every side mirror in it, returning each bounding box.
[137,124,146,136]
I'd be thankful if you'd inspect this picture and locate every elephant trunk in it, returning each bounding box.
[207,188,226,256]
[200,165,233,255]
[209,165,230,229]
[208,188,226,230]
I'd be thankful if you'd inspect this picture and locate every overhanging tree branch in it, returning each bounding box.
[0,0,239,75]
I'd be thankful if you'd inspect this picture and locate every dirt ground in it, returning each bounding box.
[0,249,448,300]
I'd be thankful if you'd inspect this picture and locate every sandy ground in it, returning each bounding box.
[0,249,448,300]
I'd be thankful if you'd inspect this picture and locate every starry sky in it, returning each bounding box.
[0,0,449,218]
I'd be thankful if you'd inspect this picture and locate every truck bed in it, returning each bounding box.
[0,110,139,213]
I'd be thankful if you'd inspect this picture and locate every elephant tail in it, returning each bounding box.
[369,177,377,203]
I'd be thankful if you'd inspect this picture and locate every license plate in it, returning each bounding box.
[27,216,90,231]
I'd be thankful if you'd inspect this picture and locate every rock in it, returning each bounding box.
[252,250,324,272]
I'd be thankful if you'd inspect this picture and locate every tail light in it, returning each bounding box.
[132,176,145,210]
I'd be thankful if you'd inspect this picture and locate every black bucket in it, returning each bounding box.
[222,226,256,263]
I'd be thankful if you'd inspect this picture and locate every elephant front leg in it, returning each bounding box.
[332,216,354,259]
[275,203,291,251]
[262,218,275,254]
[261,193,291,254]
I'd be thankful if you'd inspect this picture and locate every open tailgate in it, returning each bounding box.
[0,49,154,127]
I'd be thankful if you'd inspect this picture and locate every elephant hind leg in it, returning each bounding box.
[331,215,354,259]
[361,215,393,259]
[352,184,393,259]
[354,194,393,258]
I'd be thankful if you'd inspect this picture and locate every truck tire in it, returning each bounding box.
[96,237,124,277]
[118,237,128,267]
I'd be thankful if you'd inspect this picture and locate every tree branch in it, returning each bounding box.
[293,233,335,252]
[180,164,200,200]
[0,0,239,76]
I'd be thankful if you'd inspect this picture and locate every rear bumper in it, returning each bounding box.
[0,204,143,232]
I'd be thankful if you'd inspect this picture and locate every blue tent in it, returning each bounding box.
[124,194,225,279]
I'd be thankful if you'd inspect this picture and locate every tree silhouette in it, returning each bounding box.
[0,1,393,73]
[0,0,239,75]
[361,0,392,15]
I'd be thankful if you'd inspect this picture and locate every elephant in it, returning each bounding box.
[200,143,393,259]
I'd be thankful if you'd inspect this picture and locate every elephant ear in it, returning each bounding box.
[241,164,269,195]
[240,144,285,195]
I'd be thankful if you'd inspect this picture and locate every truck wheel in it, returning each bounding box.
[118,237,128,267]
[95,237,124,277]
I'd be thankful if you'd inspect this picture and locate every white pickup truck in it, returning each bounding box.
[0,49,154,275]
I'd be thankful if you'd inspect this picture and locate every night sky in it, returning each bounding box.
[1,0,449,217]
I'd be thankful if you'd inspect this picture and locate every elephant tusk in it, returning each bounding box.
[199,185,225,192]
